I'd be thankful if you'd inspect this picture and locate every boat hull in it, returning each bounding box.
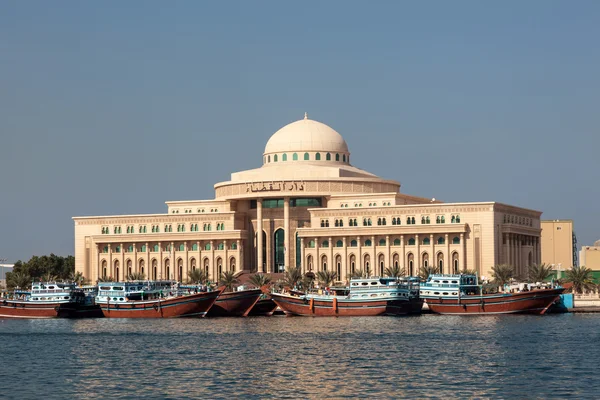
[424,288,564,315]
[0,300,65,318]
[248,297,278,316]
[207,289,262,317]
[98,290,222,318]
[269,293,423,317]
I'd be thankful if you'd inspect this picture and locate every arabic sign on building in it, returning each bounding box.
[246,181,305,193]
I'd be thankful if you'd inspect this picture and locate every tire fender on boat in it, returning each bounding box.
[153,303,159,312]
[54,306,59,312]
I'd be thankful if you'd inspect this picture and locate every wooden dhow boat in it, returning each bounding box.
[96,281,223,318]
[420,274,565,315]
[248,295,278,316]
[206,287,263,317]
[0,282,102,319]
[267,277,423,317]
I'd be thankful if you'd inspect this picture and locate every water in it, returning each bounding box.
[1,314,599,399]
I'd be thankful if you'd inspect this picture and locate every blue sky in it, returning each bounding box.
[0,1,598,263]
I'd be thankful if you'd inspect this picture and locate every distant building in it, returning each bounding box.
[541,220,577,273]
[580,240,600,278]
[0,263,14,288]
[74,115,543,283]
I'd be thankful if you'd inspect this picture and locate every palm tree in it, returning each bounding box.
[69,271,85,286]
[7,272,32,290]
[299,275,314,291]
[249,273,271,288]
[491,264,514,287]
[348,269,365,279]
[384,264,405,278]
[418,265,439,280]
[187,269,208,284]
[565,266,596,294]
[219,271,240,292]
[42,272,58,282]
[127,272,146,281]
[316,270,337,287]
[283,267,303,288]
[97,275,115,283]
[528,263,554,283]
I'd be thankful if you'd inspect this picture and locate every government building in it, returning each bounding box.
[74,114,543,283]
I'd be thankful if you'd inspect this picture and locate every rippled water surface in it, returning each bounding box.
[1,314,599,399]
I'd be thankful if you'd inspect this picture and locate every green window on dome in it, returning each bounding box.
[393,239,400,246]
[408,238,415,245]
[304,153,309,160]
[326,153,331,161]
[379,239,386,246]
[282,153,287,161]
[274,155,278,162]
[192,243,198,251]
[268,155,271,163]
[336,240,343,247]
[335,153,340,161]
[293,153,298,161]
[315,153,321,160]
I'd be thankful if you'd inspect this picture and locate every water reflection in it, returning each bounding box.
[0,315,599,399]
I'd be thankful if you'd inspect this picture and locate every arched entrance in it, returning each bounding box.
[422,253,429,269]
[177,258,183,282]
[452,252,459,273]
[165,259,170,280]
[321,255,327,271]
[127,259,132,279]
[306,255,313,272]
[407,253,414,276]
[229,257,236,272]
[335,255,342,280]
[349,254,356,275]
[216,257,223,279]
[101,260,107,278]
[139,259,145,276]
[114,260,119,281]
[392,253,399,270]
[203,258,210,280]
[152,259,157,280]
[378,254,385,276]
[274,229,285,273]
[437,252,444,274]
[364,254,371,276]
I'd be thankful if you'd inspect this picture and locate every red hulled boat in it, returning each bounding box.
[96,281,223,318]
[420,274,565,315]
[267,277,423,317]
[248,296,278,316]
[0,282,101,319]
[207,288,263,317]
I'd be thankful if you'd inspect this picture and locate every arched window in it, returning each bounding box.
[451,216,456,223]
[268,155,271,163]
[426,216,430,224]
[308,240,315,248]
[218,242,224,250]
[153,244,159,252]
[343,155,346,162]
[382,218,386,225]
[393,238,400,246]
[423,238,430,245]
[326,153,331,161]
[282,153,287,161]
[436,216,440,224]
[322,240,329,248]
[441,216,445,223]
[338,219,343,227]
[179,244,185,251]
[315,153,321,160]
[204,243,211,250]
[392,218,396,225]
[456,216,461,223]
[275,155,279,162]
[368,218,372,226]
[407,217,411,225]
[421,217,425,224]
[408,238,415,246]
[335,220,339,227]
[141,245,146,252]
[127,245,133,253]
[363,218,367,226]
[293,153,298,161]
[231,242,237,250]
[411,217,415,224]
[453,236,460,244]
[379,239,386,246]
[377,218,382,226]
[336,240,343,247]
[437,237,445,245]
[304,152,310,160]
[365,239,372,247]
[335,153,340,161]
[350,240,357,247]
[192,243,198,251]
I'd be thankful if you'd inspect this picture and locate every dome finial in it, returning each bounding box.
[304,112,308,120]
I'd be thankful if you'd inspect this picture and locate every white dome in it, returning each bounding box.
[264,115,349,156]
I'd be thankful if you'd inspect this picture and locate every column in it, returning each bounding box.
[184,241,189,280]
[343,237,348,283]
[460,233,465,271]
[430,234,434,271]
[445,234,449,274]
[196,240,201,273]
[371,235,376,276]
[171,241,175,280]
[236,240,242,272]
[415,235,420,270]
[108,244,113,279]
[284,197,290,270]
[210,240,215,281]
[357,236,362,272]
[145,242,150,278]
[328,236,333,274]
[120,242,124,280]
[300,238,305,274]
[257,199,264,273]
[158,242,162,279]
[315,237,319,271]
[504,234,509,265]
[133,243,138,273]
[95,244,100,284]
[224,240,228,272]
[385,235,390,271]
[400,235,405,274]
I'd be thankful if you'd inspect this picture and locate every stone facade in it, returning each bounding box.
[74,115,542,283]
